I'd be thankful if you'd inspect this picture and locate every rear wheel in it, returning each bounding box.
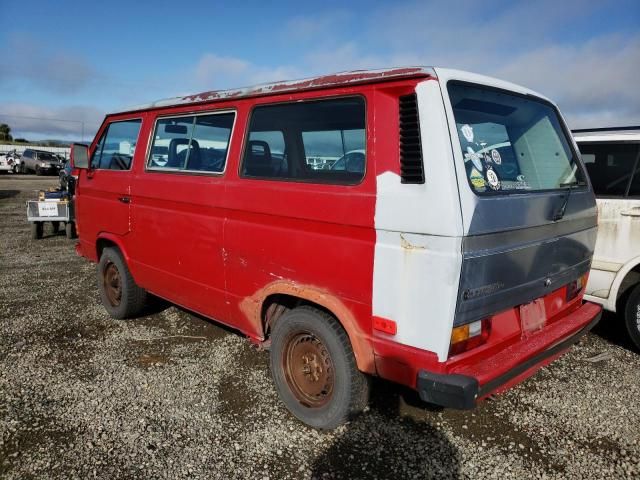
[30,222,43,240]
[270,306,370,429]
[51,221,60,234]
[97,247,148,319]
[624,284,640,350]
[65,221,77,239]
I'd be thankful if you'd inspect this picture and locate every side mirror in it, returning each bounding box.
[71,143,89,169]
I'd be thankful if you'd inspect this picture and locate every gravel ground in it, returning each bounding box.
[1,174,639,479]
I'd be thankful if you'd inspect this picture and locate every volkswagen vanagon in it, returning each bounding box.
[71,67,602,429]
[574,127,640,349]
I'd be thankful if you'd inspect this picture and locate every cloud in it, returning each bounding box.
[0,103,104,141]
[494,34,640,127]
[284,10,352,42]
[191,53,303,91]
[0,35,97,94]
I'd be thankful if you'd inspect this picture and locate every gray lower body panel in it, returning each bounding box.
[455,224,597,326]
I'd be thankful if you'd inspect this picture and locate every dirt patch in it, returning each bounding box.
[136,352,172,368]
[217,375,253,418]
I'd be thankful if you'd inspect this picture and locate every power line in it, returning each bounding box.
[0,113,100,141]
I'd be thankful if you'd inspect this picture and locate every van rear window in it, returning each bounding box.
[448,82,585,194]
[241,97,366,184]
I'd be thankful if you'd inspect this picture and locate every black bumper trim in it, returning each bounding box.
[417,311,601,409]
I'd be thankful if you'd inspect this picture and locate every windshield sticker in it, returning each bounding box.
[490,149,502,165]
[461,124,474,142]
[465,147,483,171]
[486,167,501,190]
[469,167,485,189]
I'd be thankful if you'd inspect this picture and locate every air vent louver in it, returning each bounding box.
[399,94,424,184]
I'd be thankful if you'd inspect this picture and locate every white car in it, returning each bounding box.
[574,126,640,349]
[0,153,13,173]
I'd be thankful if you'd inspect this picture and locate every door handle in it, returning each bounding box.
[621,208,640,217]
[118,196,130,204]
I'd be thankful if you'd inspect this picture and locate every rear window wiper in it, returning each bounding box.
[552,182,584,221]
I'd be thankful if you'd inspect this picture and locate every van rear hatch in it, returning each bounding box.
[441,77,598,326]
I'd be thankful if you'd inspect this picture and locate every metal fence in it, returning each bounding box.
[0,143,71,157]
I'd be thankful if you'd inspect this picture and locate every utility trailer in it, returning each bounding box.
[26,191,77,240]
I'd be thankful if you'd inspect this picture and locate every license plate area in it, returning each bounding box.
[520,298,547,337]
[37,202,58,217]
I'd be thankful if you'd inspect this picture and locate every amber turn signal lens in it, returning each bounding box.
[449,319,491,356]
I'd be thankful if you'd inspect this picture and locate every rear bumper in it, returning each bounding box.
[416,302,602,409]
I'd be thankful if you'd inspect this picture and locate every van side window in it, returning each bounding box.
[579,143,640,197]
[90,119,142,170]
[241,97,366,184]
[147,112,234,174]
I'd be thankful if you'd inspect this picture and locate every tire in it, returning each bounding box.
[270,306,370,429]
[65,222,77,239]
[31,222,43,240]
[97,247,148,319]
[20,163,27,174]
[12,164,19,174]
[51,221,60,234]
[624,284,640,350]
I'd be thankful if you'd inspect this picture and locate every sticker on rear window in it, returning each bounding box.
[486,167,501,190]
[465,147,483,171]
[491,149,502,165]
[461,124,474,142]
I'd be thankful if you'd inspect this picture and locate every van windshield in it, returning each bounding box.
[448,82,585,194]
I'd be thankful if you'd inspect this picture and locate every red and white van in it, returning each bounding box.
[71,67,602,429]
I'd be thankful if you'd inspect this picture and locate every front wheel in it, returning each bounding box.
[97,247,148,319]
[270,306,370,429]
[624,284,640,350]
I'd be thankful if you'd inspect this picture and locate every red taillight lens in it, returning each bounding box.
[449,318,491,356]
[566,273,588,301]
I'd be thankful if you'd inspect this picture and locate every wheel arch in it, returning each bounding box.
[96,233,132,265]
[240,281,375,374]
[608,255,640,311]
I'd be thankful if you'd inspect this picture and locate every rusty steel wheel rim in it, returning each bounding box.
[103,261,122,307]
[282,332,334,408]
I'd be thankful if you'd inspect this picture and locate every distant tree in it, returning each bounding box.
[0,124,13,142]
[14,138,28,143]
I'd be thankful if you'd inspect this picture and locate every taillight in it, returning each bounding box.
[449,318,491,356]
[566,273,588,301]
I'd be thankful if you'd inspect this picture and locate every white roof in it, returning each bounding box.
[573,127,640,142]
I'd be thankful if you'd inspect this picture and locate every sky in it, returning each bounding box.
[0,0,638,141]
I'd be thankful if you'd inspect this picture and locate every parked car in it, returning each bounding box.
[574,126,640,349]
[71,67,601,429]
[0,149,20,173]
[330,149,365,173]
[0,153,12,173]
[20,148,63,175]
